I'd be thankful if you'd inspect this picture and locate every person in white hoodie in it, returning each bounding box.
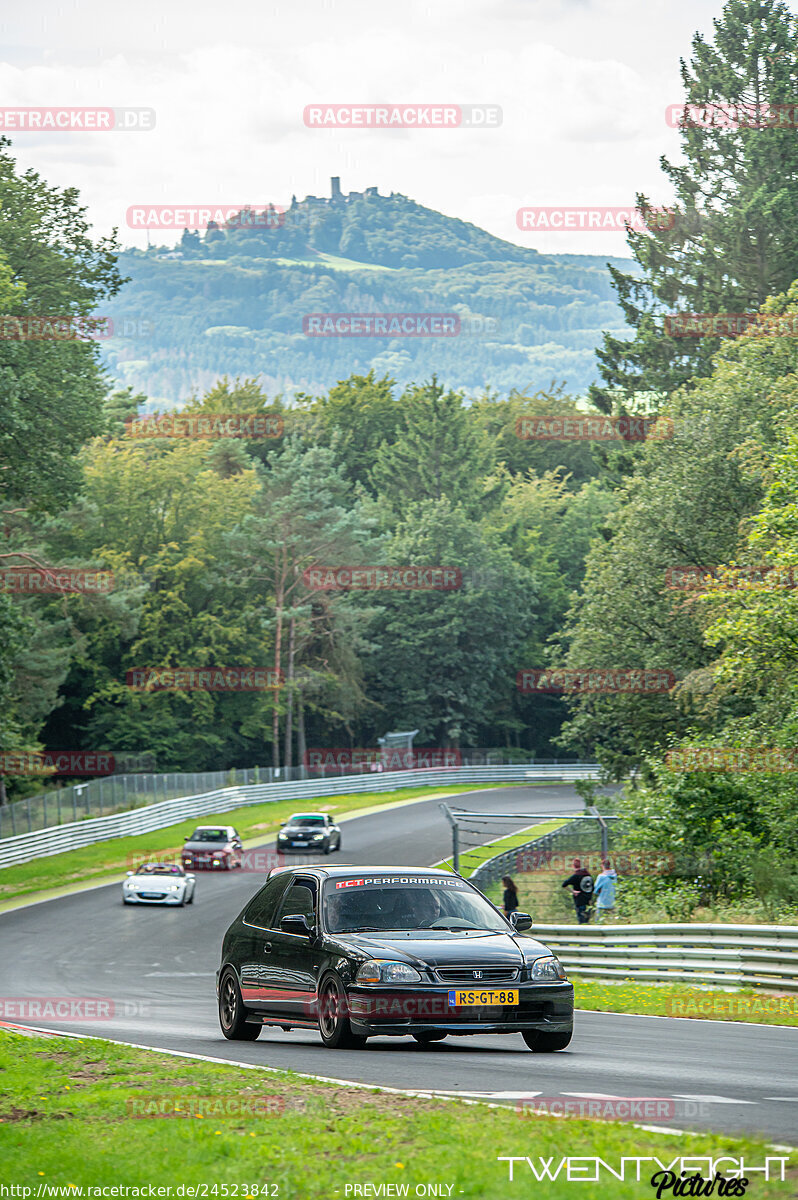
[593,858,618,922]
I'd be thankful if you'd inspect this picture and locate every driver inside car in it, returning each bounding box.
[389,887,440,929]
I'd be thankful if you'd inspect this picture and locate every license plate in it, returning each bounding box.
[293,840,308,846]
[448,989,519,1006]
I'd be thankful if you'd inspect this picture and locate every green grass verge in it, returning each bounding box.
[0,784,515,907]
[439,819,567,877]
[1,1031,794,1196]
[572,978,798,1026]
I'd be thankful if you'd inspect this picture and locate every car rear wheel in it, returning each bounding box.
[413,1031,447,1045]
[522,1029,572,1052]
[219,969,261,1041]
[318,974,366,1049]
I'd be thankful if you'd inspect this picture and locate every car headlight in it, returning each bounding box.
[356,960,423,985]
[530,955,567,981]
[123,880,134,888]
[277,832,287,840]
[311,832,324,840]
[168,884,181,891]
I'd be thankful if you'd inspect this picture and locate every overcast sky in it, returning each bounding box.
[2,0,741,255]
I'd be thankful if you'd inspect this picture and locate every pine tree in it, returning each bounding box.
[591,0,798,413]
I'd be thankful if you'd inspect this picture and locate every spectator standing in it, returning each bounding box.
[502,875,519,919]
[594,858,618,922]
[561,858,594,924]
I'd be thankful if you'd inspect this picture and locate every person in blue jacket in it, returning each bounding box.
[593,858,618,922]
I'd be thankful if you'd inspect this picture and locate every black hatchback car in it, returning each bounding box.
[216,866,573,1050]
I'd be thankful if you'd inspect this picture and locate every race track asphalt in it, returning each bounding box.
[2,784,796,1141]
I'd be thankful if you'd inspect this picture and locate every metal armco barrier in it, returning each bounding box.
[525,923,798,991]
[0,764,599,869]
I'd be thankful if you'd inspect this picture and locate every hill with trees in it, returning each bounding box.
[103,186,634,404]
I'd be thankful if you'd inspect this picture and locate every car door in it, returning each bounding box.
[238,873,292,1006]
[263,876,322,1021]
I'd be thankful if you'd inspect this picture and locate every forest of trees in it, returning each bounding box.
[2,0,798,914]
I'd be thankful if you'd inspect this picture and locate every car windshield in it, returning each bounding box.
[322,877,509,934]
[188,829,228,842]
[136,863,184,875]
[288,816,324,826]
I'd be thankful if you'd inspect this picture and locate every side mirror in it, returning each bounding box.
[280,913,314,936]
[279,821,286,827]
[511,911,533,932]
[126,871,134,877]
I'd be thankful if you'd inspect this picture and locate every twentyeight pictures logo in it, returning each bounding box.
[303,104,502,128]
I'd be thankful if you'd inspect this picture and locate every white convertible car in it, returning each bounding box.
[122,862,196,906]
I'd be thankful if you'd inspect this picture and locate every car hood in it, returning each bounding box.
[128,876,184,886]
[331,930,551,967]
[183,840,229,851]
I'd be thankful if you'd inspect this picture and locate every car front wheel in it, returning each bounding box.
[218,969,261,1040]
[413,1031,447,1045]
[522,1029,572,1052]
[318,974,366,1049]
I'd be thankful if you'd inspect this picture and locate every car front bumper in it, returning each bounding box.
[345,981,574,1037]
[123,890,186,905]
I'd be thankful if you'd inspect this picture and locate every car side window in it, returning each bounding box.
[275,878,318,925]
[243,875,291,929]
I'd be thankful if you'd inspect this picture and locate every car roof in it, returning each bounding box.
[267,864,458,879]
[287,811,329,818]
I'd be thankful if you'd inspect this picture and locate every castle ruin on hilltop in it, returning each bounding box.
[290,177,384,208]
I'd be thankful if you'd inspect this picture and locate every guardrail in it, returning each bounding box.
[524,923,798,992]
[0,764,600,870]
[0,756,594,838]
